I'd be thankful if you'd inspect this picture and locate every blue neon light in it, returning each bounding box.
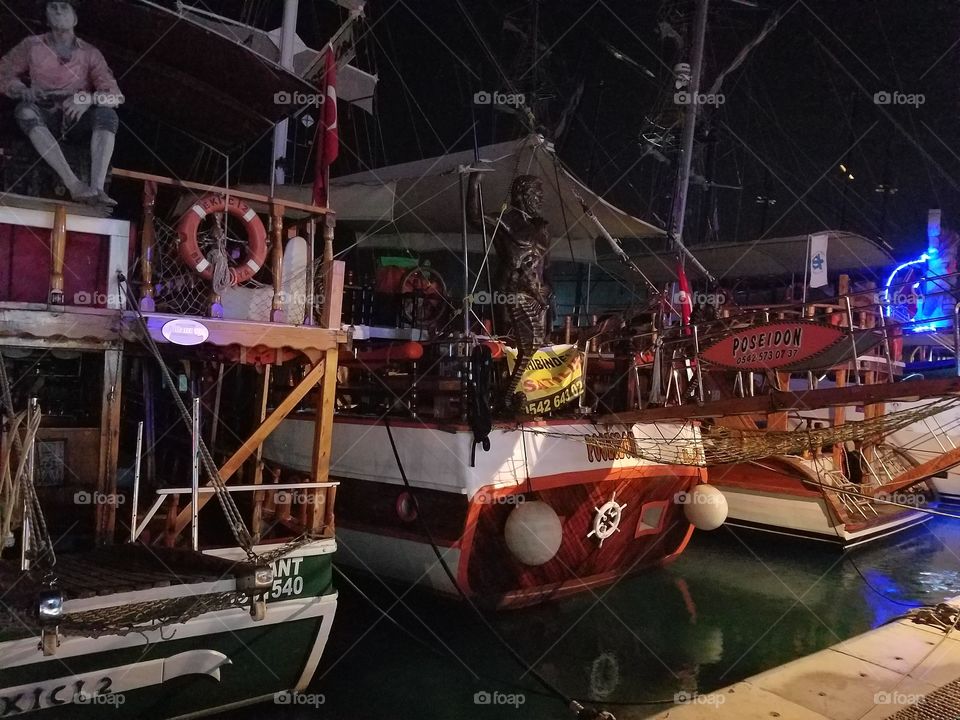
[883,253,928,317]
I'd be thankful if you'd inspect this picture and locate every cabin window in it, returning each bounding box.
[634,500,668,538]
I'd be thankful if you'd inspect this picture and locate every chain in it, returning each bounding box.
[119,277,256,560]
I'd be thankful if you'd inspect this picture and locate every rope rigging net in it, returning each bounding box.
[523,397,960,467]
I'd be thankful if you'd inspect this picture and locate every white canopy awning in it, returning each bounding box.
[237,135,664,263]
[605,231,895,283]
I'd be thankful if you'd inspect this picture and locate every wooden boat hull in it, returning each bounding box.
[878,399,960,504]
[786,383,960,504]
[265,417,705,608]
[0,541,336,719]
[710,459,933,549]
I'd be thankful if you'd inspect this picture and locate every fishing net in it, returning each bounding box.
[524,398,960,467]
[141,217,325,324]
[59,591,249,637]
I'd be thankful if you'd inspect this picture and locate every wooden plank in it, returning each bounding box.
[313,228,343,534]
[766,372,790,430]
[128,312,347,354]
[111,168,331,217]
[0,191,109,218]
[95,348,122,545]
[831,369,847,468]
[310,348,339,534]
[171,358,328,536]
[251,366,271,542]
[0,308,123,346]
[866,446,960,497]
[598,376,960,423]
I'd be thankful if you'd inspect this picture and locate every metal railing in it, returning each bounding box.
[619,280,960,410]
[129,398,339,544]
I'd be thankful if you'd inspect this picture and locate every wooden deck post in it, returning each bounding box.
[251,365,271,542]
[270,202,285,323]
[140,181,157,312]
[96,348,123,544]
[49,204,67,304]
[170,357,330,536]
[311,218,343,535]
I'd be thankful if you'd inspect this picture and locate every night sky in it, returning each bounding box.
[6,0,959,264]
[333,0,960,260]
[209,0,960,263]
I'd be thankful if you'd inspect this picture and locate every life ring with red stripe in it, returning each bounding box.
[177,194,268,286]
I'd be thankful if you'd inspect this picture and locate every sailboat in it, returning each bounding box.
[255,134,720,609]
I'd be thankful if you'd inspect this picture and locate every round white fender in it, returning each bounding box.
[682,484,728,531]
[504,501,563,566]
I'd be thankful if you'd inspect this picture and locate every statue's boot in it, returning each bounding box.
[90,129,117,206]
[26,125,94,202]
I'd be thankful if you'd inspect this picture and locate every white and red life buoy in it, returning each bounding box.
[177,194,268,286]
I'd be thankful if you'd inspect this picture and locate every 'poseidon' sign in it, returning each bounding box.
[699,321,845,371]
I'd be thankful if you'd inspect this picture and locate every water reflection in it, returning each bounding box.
[225,516,960,719]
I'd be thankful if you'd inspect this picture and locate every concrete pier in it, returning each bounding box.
[649,599,960,719]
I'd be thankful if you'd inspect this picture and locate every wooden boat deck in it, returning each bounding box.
[0,544,247,608]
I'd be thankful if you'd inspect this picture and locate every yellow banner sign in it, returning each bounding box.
[505,344,584,415]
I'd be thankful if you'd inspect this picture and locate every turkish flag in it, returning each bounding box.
[312,46,339,207]
[677,261,693,326]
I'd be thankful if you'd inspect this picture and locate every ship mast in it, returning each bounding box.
[272,0,301,187]
[668,0,715,282]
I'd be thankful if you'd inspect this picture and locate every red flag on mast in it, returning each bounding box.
[676,261,693,326]
[312,46,339,207]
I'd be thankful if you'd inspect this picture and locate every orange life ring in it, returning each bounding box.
[177,194,268,286]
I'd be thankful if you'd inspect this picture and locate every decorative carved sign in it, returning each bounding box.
[699,321,846,371]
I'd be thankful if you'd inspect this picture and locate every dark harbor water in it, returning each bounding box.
[229,516,960,720]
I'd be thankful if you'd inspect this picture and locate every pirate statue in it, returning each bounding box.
[0,0,122,205]
[468,172,552,411]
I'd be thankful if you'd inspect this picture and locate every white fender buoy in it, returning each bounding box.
[681,484,728,531]
[504,501,563,566]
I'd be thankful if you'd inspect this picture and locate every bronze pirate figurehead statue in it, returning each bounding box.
[511,174,544,217]
[467,170,553,412]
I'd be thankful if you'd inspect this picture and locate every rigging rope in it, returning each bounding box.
[208,215,232,296]
[524,398,960,468]
[118,275,321,564]
[0,408,37,557]
[0,360,55,571]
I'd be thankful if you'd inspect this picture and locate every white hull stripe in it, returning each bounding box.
[0,650,230,713]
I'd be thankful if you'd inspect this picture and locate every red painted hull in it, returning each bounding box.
[334,467,701,609]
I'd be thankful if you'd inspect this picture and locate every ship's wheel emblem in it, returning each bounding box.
[588,492,627,547]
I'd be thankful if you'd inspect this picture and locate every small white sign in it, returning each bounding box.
[809,233,829,288]
[161,318,210,346]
